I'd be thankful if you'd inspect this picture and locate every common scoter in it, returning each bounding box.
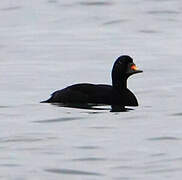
[41,55,143,111]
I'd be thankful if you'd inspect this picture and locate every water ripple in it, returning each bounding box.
[0,106,10,108]
[79,1,113,6]
[147,10,180,15]
[103,19,128,25]
[114,177,130,180]
[33,117,83,123]
[0,136,43,143]
[146,156,182,165]
[0,163,21,167]
[146,167,182,174]
[72,157,106,162]
[47,0,57,3]
[171,112,182,117]
[90,126,115,129]
[139,30,159,34]
[45,168,103,176]
[75,145,100,150]
[0,6,21,11]
[147,136,180,141]
[150,153,166,157]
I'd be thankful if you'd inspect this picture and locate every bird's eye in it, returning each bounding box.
[130,64,139,71]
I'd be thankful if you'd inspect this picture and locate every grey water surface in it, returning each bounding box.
[0,0,182,179]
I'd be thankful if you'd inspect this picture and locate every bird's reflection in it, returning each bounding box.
[50,103,133,112]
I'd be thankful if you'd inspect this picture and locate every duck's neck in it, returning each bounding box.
[112,77,127,91]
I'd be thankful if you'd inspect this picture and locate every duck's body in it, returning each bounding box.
[43,83,138,106]
[42,55,143,110]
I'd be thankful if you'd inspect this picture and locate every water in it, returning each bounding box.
[0,0,182,179]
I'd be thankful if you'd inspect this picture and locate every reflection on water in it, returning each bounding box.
[48,103,134,112]
[50,102,110,110]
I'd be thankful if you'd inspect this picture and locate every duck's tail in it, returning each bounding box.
[40,98,51,103]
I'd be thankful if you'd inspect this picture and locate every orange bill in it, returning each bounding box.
[131,64,139,71]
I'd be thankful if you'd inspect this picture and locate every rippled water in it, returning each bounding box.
[0,0,182,179]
